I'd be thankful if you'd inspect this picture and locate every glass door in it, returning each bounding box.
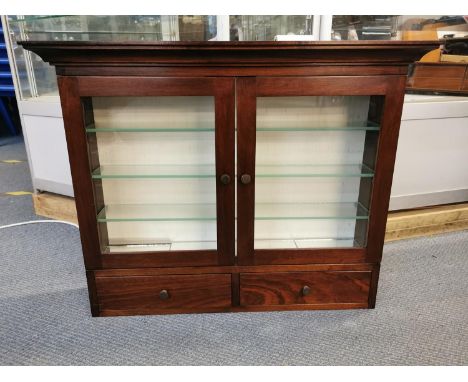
[237,76,399,265]
[59,77,235,268]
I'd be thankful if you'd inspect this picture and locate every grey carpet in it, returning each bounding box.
[0,137,467,365]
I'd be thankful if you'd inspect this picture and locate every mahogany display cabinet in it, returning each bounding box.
[20,40,438,316]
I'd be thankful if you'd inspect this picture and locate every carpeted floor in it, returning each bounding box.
[0,136,467,365]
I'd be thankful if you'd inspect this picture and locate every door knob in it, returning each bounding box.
[302,285,311,296]
[220,174,231,185]
[240,174,251,184]
[159,289,170,300]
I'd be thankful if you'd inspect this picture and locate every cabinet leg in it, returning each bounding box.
[368,264,381,309]
[85,271,100,317]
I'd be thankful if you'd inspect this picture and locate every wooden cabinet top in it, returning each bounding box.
[20,40,439,69]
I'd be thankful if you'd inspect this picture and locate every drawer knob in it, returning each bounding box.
[240,174,251,184]
[302,285,311,296]
[220,174,231,185]
[159,289,170,300]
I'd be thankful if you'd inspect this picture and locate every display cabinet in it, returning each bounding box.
[20,40,437,316]
[323,15,467,41]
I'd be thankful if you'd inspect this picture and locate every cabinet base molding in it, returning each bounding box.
[99,303,370,317]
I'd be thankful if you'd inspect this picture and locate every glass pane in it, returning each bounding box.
[6,16,33,98]
[396,15,467,40]
[178,15,217,40]
[331,15,399,40]
[330,15,467,41]
[9,15,220,42]
[254,96,382,249]
[230,15,315,41]
[7,15,219,98]
[84,96,217,253]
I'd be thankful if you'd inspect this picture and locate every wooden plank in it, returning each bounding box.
[440,54,468,64]
[57,65,409,77]
[99,302,369,317]
[77,76,217,96]
[32,192,78,225]
[385,202,468,242]
[255,76,391,96]
[94,263,375,277]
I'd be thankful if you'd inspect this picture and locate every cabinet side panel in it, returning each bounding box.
[366,76,407,262]
[57,76,102,269]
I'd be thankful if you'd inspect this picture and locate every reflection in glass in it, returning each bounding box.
[230,15,314,41]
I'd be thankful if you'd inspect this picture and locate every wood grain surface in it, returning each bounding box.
[96,274,232,310]
[240,271,371,306]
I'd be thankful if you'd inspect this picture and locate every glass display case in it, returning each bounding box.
[229,15,317,41]
[7,14,464,100]
[5,15,324,99]
[6,15,219,99]
[329,15,467,41]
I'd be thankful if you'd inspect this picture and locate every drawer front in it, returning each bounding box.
[96,274,232,310]
[413,64,466,78]
[240,271,371,306]
[410,64,466,91]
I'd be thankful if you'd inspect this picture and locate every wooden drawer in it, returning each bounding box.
[413,64,466,78]
[240,271,371,306]
[95,274,232,311]
[408,63,467,91]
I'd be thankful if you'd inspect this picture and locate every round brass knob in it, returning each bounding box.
[240,174,251,184]
[159,289,170,300]
[220,174,231,185]
[302,285,311,296]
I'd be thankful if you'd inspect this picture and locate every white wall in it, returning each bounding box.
[390,94,468,210]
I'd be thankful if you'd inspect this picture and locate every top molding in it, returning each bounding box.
[19,40,440,68]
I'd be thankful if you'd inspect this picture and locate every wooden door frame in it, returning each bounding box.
[58,76,235,269]
[236,75,406,266]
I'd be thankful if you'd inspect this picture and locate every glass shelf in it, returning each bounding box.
[103,237,361,253]
[85,122,379,133]
[97,202,368,222]
[255,202,368,220]
[92,165,216,179]
[92,164,374,179]
[86,125,215,133]
[254,238,360,249]
[256,164,374,178]
[104,241,218,253]
[256,124,380,132]
[97,204,217,222]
